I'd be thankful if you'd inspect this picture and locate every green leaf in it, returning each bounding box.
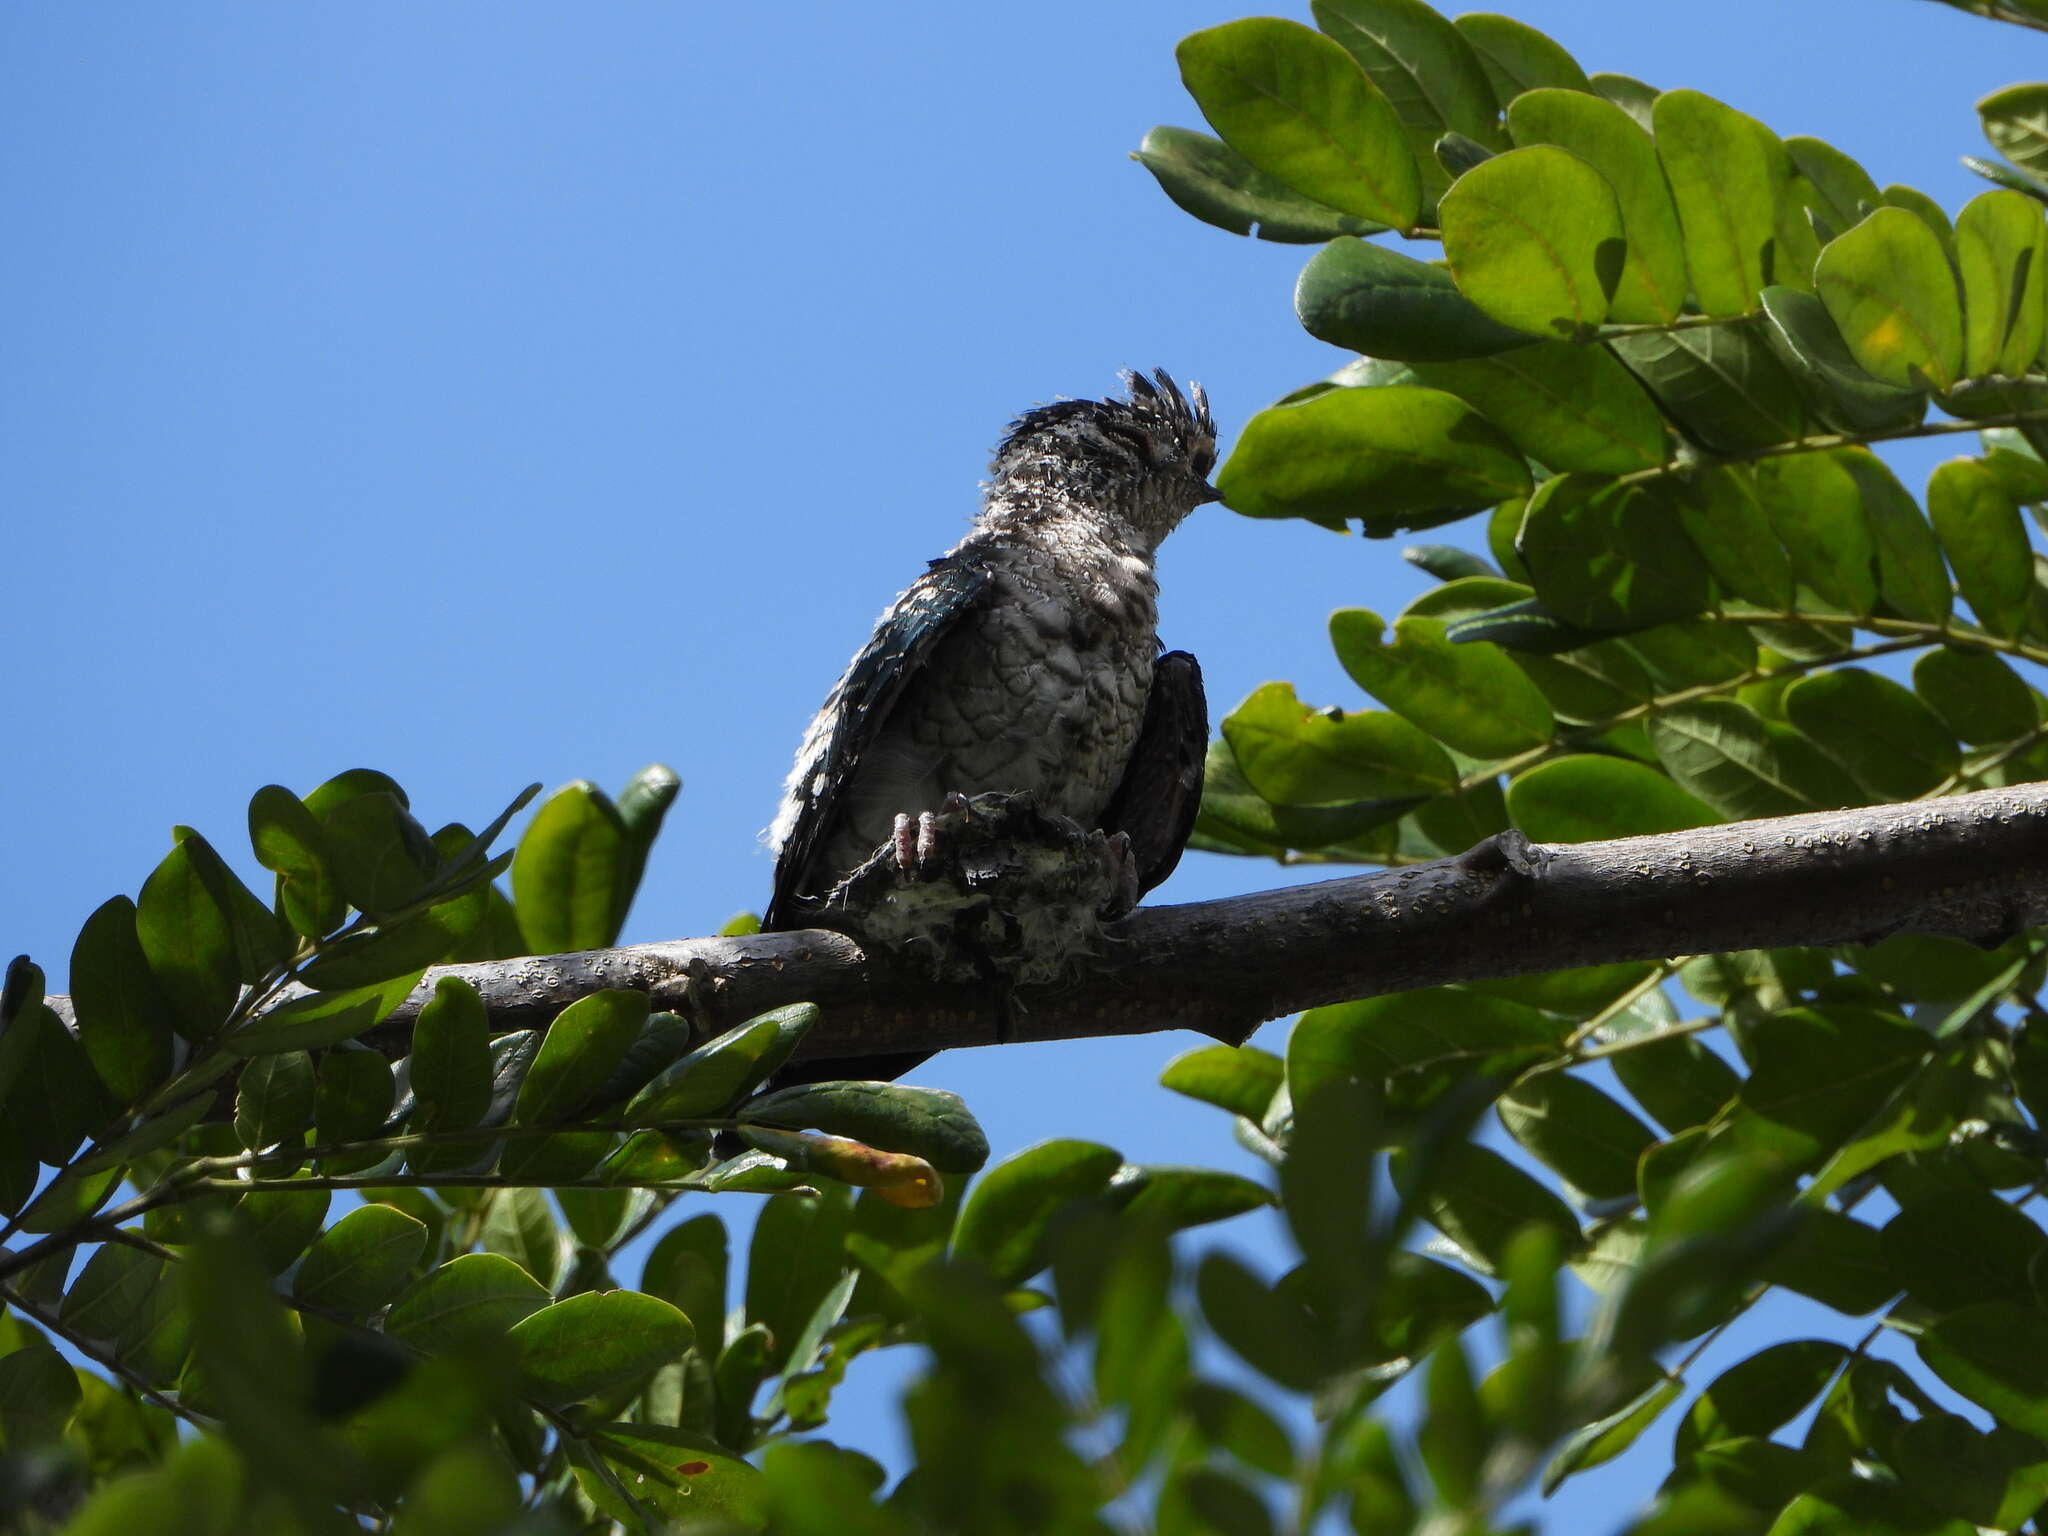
[747,1182,854,1372]
[234,1049,314,1156]
[68,896,178,1103]
[481,1184,563,1285]
[1542,1377,1682,1494]
[742,1080,989,1174]
[1836,449,1954,626]
[1980,426,2048,498]
[1760,1208,1893,1315]
[1883,1188,2043,1312]
[293,1203,429,1315]
[1109,1166,1273,1233]
[1920,1301,2048,1438]
[14,1163,122,1234]
[623,1003,816,1124]
[1450,13,1591,98]
[1816,207,1965,390]
[297,893,483,991]
[1294,237,1535,361]
[312,1045,394,1174]
[1757,121,1824,300]
[1329,609,1554,757]
[1403,545,1500,584]
[1957,190,2047,378]
[1750,450,1881,619]
[247,784,344,939]
[1310,0,1504,205]
[1508,756,1719,842]
[1783,669,1960,800]
[1788,135,1882,235]
[510,1290,693,1405]
[952,1140,1122,1285]
[1418,1334,1488,1504]
[1607,320,1809,454]
[1184,1378,1295,1480]
[304,767,410,819]
[1653,90,1777,316]
[235,1182,331,1274]
[171,830,290,986]
[1930,456,2031,638]
[614,764,680,911]
[512,987,647,1126]
[643,1213,728,1341]
[1439,145,1622,337]
[1196,1252,1324,1390]
[1280,1054,1377,1341]
[1612,1035,1741,1135]
[512,781,630,954]
[1894,1413,2048,1531]
[384,1252,552,1353]
[1649,700,1829,819]
[1219,386,1530,533]
[1676,1340,1850,1458]
[407,974,494,1156]
[73,1090,214,1175]
[136,837,239,1034]
[1666,468,1795,611]
[321,791,437,918]
[1396,1141,1580,1273]
[228,967,425,1055]
[1507,88,1685,323]
[1160,1043,1285,1120]
[60,1246,190,1384]
[1499,1075,1656,1204]
[1737,1006,1931,1170]
[1408,340,1668,474]
[1964,152,2048,204]
[1135,125,1392,242]
[577,1422,765,1529]
[1981,83,2048,179]
[0,1343,82,1447]
[1300,988,1564,1079]
[1193,737,1417,856]
[1759,284,1929,437]
[8,1004,112,1165]
[1221,681,1453,805]
[1177,18,1421,231]
[1915,646,2038,743]
[1517,475,1710,630]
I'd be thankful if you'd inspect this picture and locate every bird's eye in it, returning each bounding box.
[1191,443,1216,478]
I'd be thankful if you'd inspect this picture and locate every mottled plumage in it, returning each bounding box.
[766,371,1218,1035]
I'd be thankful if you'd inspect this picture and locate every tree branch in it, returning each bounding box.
[41,782,2048,1064]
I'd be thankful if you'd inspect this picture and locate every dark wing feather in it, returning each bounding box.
[1100,649,1208,900]
[764,558,995,930]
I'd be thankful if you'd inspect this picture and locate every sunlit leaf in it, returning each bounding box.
[1220,385,1530,532]
[1178,18,1421,230]
[1439,145,1623,337]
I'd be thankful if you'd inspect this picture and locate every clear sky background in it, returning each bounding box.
[0,1,2024,1527]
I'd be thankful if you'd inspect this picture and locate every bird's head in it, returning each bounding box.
[987,370,1220,548]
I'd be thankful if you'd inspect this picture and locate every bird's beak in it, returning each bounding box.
[1197,482,1225,505]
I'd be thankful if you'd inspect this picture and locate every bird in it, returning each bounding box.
[762,369,1220,1084]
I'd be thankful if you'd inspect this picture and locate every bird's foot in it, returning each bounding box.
[826,791,1123,985]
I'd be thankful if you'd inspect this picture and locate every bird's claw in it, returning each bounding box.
[1099,830,1142,920]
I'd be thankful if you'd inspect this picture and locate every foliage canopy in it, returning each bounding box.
[15,1,2048,1532]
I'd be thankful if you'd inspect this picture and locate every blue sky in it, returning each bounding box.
[0,0,2024,1525]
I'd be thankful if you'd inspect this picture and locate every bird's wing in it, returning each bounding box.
[765,557,996,930]
[1100,649,1208,901]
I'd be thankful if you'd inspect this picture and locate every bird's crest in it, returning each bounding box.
[994,368,1215,473]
